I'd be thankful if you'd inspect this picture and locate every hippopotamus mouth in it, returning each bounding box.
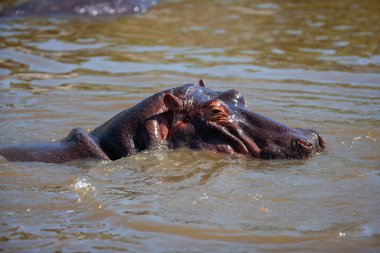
[162,81,326,159]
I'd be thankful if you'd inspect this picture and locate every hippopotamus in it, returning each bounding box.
[0,0,160,17]
[0,81,326,163]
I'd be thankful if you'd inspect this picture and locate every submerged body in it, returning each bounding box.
[0,0,160,17]
[0,82,326,163]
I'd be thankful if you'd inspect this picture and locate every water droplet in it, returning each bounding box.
[365,136,376,142]
[199,193,209,200]
[90,10,98,16]
[337,232,346,238]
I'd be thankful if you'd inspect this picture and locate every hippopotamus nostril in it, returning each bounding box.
[306,129,326,151]
[317,133,326,150]
[297,139,313,149]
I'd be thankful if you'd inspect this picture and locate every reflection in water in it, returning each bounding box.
[0,0,380,252]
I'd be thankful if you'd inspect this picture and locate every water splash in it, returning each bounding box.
[70,177,96,202]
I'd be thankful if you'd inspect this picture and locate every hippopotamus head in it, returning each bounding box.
[163,81,326,159]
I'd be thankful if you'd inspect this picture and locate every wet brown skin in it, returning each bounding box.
[0,81,326,163]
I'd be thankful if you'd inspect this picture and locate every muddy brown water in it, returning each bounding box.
[0,0,379,252]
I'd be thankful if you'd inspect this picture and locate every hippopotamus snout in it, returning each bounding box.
[231,107,326,159]
[290,128,326,158]
[298,128,326,151]
[259,128,326,159]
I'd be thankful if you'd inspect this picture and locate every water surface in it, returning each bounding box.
[0,0,379,252]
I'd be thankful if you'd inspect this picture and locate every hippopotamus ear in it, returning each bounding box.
[163,93,183,111]
[199,79,206,87]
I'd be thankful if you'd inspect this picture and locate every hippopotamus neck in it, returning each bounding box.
[90,91,172,160]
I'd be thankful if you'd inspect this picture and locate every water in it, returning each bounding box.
[0,0,379,252]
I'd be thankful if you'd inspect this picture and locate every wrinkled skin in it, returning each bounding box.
[0,0,160,17]
[0,81,326,163]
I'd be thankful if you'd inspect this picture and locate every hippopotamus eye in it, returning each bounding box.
[211,109,223,114]
[204,100,231,124]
